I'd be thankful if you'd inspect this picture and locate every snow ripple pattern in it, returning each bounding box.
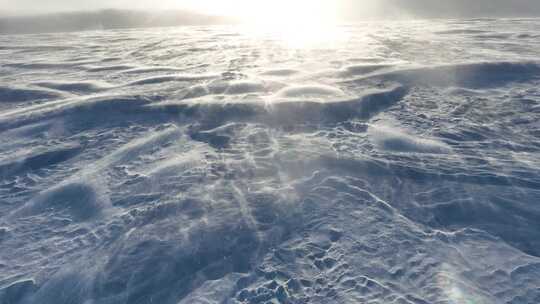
[1,19,540,304]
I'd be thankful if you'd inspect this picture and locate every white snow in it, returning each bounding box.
[368,124,451,154]
[1,19,540,304]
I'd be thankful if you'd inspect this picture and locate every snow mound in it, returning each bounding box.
[369,125,451,154]
[0,144,83,178]
[224,80,266,95]
[0,86,62,103]
[14,182,108,221]
[276,84,345,99]
[34,81,112,94]
[343,64,394,76]
[354,61,540,88]
[127,74,217,86]
[260,69,299,77]
[153,84,408,126]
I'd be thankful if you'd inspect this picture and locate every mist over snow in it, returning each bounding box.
[2,0,540,34]
[1,1,540,304]
[0,10,232,35]
[2,0,540,17]
[362,0,540,18]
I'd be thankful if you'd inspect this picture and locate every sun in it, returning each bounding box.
[185,0,343,48]
[188,0,337,25]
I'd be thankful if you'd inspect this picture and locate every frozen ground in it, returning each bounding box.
[1,18,540,304]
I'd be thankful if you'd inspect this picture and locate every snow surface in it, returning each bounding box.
[1,19,540,304]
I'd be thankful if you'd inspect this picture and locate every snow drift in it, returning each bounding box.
[1,18,540,304]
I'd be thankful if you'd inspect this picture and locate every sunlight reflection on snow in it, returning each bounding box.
[438,264,490,304]
[242,23,349,49]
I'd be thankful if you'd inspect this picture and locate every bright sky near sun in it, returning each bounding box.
[0,0,343,24]
[186,0,339,22]
[188,0,345,49]
[1,0,539,18]
[0,0,337,16]
[184,0,344,48]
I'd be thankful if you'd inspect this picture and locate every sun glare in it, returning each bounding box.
[188,0,344,48]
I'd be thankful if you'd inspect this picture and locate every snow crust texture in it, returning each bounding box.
[1,19,540,304]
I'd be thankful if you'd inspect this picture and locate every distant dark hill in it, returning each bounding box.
[0,10,234,35]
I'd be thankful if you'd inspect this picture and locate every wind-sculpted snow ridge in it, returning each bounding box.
[1,19,540,304]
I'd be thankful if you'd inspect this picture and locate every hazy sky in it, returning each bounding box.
[1,0,540,18]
